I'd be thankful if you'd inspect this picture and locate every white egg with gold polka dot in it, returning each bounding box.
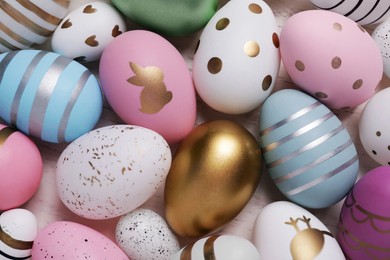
[192,0,280,114]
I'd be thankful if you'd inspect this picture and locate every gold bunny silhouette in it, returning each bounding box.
[127,62,173,114]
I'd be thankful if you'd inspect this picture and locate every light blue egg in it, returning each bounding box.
[0,50,102,143]
[259,89,358,208]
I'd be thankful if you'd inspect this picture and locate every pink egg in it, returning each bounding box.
[0,124,42,210]
[99,30,196,144]
[337,166,390,259]
[280,10,383,109]
[32,221,128,259]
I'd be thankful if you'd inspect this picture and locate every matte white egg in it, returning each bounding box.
[253,201,345,259]
[55,125,172,219]
[372,20,390,79]
[116,208,179,260]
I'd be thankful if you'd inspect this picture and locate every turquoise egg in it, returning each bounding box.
[259,89,358,208]
[0,50,102,143]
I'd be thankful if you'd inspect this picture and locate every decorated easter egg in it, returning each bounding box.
[0,0,69,53]
[0,50,102,143]
[311,0,390,25]
[372,20,390,79]
[164,120,262,238]
[0,124,42,210]
[116,208,179,260]
[280,10,383,109]
[171,235,260,260]
[193,0,280,114]
[338,166,390,259]
[111,0,218,36]
[359,87,390,165]
[52,2,126,62]
[0,208,38,260]
[259,89,359,208]
[31,221,128,259]
[253,201,345,259]
[56,125,171,219]
[100,30,196,144]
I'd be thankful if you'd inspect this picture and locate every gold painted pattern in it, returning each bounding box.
[249,3,262,13]
[0,36,18,51]
[244,40,260,57]
[15,0,62,25]
[207,57,222,74]
[52,0,70,8]
[180,243,194,260]
[83,4,97,13]
[85,35,99,47]
[0,222,33,250]
[216,18,229,30]
[0,126,15,147]
[204,236,219,260]
[0,22,32,47]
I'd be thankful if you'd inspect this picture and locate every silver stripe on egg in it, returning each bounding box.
[285,154,358,196]
[57,69,91,142]
[261,111,334,152]
[0,51,19,83]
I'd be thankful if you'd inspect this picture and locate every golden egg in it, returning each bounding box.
[164,120,262,238]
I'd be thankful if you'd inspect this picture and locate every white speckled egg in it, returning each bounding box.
[193,0,280,114]
[0,208,38,260]
[55,125,172,219]
[372,20,390,79]
[253,201,345,259]
[259,89,359,208]
[52,2,126,62]
[116,208,179,260]
[171,235,260,260]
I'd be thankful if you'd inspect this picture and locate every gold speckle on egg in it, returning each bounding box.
[358,24,366,33]
[262,75,272,91]
[331,57,342,69]
[315,92,328,99]
[272,32,280,48]
[61,19,72,29]
[295,60,305,71]
[244,41,260,57]
[353,79,363,89]
[85,35,99,47]
[83,4,97,13]
[207,57,223,74]
[249,3,262,14]
[333,23,342,31]
[216,18,230,30]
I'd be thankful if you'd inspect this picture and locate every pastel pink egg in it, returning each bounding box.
[280,10,383,109]
[99,30,196,144]
[0,124,42,210]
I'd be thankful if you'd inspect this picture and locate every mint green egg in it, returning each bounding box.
[111,0,218,36]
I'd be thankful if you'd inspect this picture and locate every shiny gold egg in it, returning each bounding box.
[164,120,262,238]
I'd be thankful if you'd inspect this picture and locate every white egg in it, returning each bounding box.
[372,20,390,79]
[52,1,126,62]
[171,235,260,260]
[192,0,280,114]
[0,208,38,260]
[55,125,172,220]
[116,208,179,260]
[253,201,345,260]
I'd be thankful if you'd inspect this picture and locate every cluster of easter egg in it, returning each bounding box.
[1,0,390,259]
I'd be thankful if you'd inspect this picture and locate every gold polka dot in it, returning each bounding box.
[272,32,279,48]
[262,75,272,91]
[244,41,260,57]
[295,60,305,71]
[353,79,363,89]
[208,57,222,74]
[249,3,262,14]
[331,57,342,69]
[333,23,342,31]
[216,18,230,30]
[358,24,366,33]
[315,92,328,99]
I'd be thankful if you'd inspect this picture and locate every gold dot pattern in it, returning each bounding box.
[244,41,260,57]
[216,18,230,30]
[333,23,342,31]
[208,57,223,74]
[331,57,342,69]
[315,92,328,99]
[249,3,262,14]
[295,60,305,71]
[262,75,272,91]
[353,79,363,89]
[272,33,280,48]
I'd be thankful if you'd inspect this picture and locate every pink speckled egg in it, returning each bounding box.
[337,166,390,259]
[99,30,196,144]
[0,124,42,210]
[31,221,128,259]
[280,10,383,109]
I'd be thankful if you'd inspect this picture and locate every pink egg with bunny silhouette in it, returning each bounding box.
[99,30,196,144]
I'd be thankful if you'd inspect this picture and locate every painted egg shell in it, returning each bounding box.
[0,0,69,53]
[359,87,390,165]
[99,30,196,144]
[280,10,383,109]
[311,0,390,25]
[259,89,359,208]
[193,0,280,114]
[0,208,38,260]
[253,201,345,259]
[0,50,102,143]
[0,124,42,210]
[31,221,128,259]
[164,120,262,238]
[115,208,180,260]
[56,125,171,219]
[337,166,390,259]
[52,2,126,62]
[372,20,390,79]
[171,235,260,260]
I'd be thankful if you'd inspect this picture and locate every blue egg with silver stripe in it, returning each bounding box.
[259,89,358,208]
[0,50,102,143]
